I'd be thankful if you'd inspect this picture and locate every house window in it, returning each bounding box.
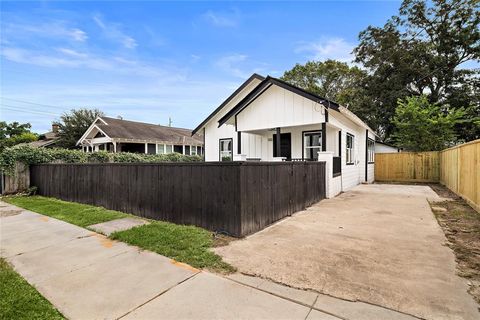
[185,145,190,155]
[147,144,156,154]
[346,133,355,165]
[197,146,203,155]
[367,138,375,163]
[174,145,183,154]
[219,138,232,161]
[191,146,197,155]
[157,144,165,154]
[165,145,173,153]
[303,131,322,160]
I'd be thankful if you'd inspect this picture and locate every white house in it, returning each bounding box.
[375,141,401,153]
[192,74,375,198]
[77,116,203,155]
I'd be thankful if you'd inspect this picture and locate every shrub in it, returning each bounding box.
[0,145,202,175]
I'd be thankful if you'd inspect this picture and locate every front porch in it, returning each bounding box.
[80,139,203,156]
[234,123,340,165]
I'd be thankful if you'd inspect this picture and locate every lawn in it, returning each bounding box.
[4,196,235,274]
[3,196,128,227]
[0,258,64,320]
[111,222,236,273]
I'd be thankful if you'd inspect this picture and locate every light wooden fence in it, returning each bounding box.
[439,140,479,212]
[375,139,480,212]
[375,152,440,182]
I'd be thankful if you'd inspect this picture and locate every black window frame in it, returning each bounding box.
[219,138,233,161]
[346,133,355,165]
[302,130,323,161]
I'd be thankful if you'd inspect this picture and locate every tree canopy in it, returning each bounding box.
[282,0,479,146]
[392,95,465,151]
[0,122,38,151]
[55,108,105,149]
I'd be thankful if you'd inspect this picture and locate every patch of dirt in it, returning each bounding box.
[212,233,237,247]
[0,209,22,217]
[430,185,480,305]
[428,183,462,200]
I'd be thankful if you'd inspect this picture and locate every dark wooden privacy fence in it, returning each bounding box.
[30,162,326,236]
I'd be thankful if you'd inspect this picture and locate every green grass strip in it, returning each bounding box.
[0,258,64,320]
[3,196,128,227]
[111,222,235,273]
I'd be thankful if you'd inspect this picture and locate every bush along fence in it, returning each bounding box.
[0,145,201,194]
[30,162,326,237]
[375,139,480,212]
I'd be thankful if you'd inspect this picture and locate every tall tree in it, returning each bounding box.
[56,108,104,149]
[392,95,465,151]
[354,0,480,141]
[281,59,368,116]
[0,121,37,151]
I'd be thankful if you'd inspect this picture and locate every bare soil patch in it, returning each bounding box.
[429,185,480,305]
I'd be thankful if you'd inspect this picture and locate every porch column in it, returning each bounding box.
[276,127,281,157]
[144,143,148,154]
[318,151,337,198]
[237,131,242,154]
[113,142,117,153]
[182,145,185,155]
[322,123,327,152]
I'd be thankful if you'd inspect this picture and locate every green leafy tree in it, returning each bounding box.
[0,121,32,139]
[354,0,480,141]
[281,59,367,109]
[392,95,465,151]
[0,122,38,151]
[56,108,105,149]
[280,60,381,128]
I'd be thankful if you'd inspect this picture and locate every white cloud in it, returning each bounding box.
[2,21,88,42]
[216,54,249,78]
[56,48,88,59]
[215,54,270,78]
[93,14,137,49]
[295,37,354,62]
[1,46,171,77]
[203,9,239,27]
[69,28,88,42]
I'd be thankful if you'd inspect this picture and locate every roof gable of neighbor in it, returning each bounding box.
[217,76,340,127]
[191,73,265,135]
[95,117,203,145]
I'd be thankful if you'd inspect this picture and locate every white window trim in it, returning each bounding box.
[346,133,355,165]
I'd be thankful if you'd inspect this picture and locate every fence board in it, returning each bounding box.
[375,152,439,182]
[440,140,480,212]
[375,140,479,212]
[30,162,326,237]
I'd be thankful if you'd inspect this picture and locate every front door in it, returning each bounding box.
[273,133,292,160]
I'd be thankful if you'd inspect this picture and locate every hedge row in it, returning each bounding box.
[0,145,202,175]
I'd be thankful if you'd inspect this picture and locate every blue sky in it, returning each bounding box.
[1,0,403,133]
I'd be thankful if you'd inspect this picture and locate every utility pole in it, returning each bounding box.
[168,117,172,127]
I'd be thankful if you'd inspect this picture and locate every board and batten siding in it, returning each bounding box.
[236,85,327,132]
[329,109,372,190]
[204,79,262,161]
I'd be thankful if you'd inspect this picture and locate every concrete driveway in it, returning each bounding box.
[215,184,480,320]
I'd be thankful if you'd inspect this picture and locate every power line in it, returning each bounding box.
[1,97,69,110]
[1,104,60,117]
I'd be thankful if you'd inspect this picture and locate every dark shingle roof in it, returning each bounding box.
[98,117,203,145]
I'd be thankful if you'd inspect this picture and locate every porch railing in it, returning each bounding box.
[333,156,341,177]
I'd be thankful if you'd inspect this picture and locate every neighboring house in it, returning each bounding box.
[23,124,60,148]
[77,116,203,155]
[192,74,375,198]
[375,141,402,153]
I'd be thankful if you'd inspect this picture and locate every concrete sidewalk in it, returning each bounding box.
[1,201,356,320]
